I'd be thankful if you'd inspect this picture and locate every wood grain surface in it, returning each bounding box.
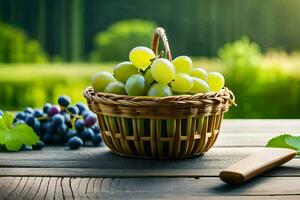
[0,119,299,199]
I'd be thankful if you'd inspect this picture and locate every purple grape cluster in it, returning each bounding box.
[13,95,102,150]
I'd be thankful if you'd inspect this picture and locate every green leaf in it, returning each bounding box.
[0,112,13,130]
[286,135,300,151]
[266,134,300,154]
[0,112,39,151]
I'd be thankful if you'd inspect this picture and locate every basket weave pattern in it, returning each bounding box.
[84,27,235,159]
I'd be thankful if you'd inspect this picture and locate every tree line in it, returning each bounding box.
[0,0,300,62]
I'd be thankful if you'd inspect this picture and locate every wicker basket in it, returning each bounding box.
[84,27,235,159]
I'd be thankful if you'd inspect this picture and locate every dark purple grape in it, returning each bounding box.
[75,119,85,131]
[84,113,97,127]
[52,114,65,125]
[34,109,44,118]
[25,116,35,127]
[43,133,53,144]
[46,122,56,133]
[15,112,26,120]
[48,105,61,116]
[24,107,34,114]
[56,123,68,134]
[43,103,52,113]
[14,120,25,125]
[21,144,32,151]
[76,103,87,114]
[58,95,71,107]
[92,134,102,146]
[91,125,100,133]
[40,122,48,132]
[53,134,64,145]
[33,119,41,131]
[67,105,79,115]
[62,112,72,128]
[82,128,94,141]
[66,130,78,140]
[32,140,44,150]
[35,130,43,137]
[81,110,89,119]
[68,136,83,150]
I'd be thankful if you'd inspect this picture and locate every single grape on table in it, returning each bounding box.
[90,46,226,96]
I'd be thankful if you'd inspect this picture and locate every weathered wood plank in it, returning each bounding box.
[1,177,22,199]
[97,193,300,200]
[0,164,299,178]
[221,119,300,134]
[31,177,50,200]
[6,176,29,200]
[0,147,299,177]
[60,177,73,199]
[21,177,43,200]
[0,177,15,198]
[1,177,300,199]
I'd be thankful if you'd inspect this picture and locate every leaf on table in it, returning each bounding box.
[0,112,39,151]
[266,134,300,154]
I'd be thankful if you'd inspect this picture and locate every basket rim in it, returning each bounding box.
[84,86,236,105]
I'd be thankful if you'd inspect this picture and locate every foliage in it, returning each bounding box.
[90,19,157,62]
[218,36,261,69]
[1,49,300,118]
[267,134,300,154]
[0,23,48,63]
[0,112,39,151]
[217,37,300,118]
[0,64,111,110]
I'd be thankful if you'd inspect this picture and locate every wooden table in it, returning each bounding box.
[1,120,300,199]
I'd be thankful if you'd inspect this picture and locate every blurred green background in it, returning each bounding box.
[0,0,300,118]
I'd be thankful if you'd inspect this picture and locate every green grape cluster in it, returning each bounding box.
[91,46,225,97]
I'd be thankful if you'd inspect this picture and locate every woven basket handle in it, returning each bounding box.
[152,27,172,61]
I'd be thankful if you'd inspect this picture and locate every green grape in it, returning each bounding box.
[147,83,173,97]
[144,69,154,85]
[172,56,193,73]
[190,68,208,81]
[129,46,156,70]
[125,74,148,96]
[151,58,175,84]
[189,77,210,94]
[173,91,186,95]
[91,72,116,92]
[104,82,126,95]
[207,72,225,92]
[113,61,139,83]
[171,73,193,92]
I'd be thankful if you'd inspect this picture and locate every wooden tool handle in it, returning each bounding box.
[219,148,296,185]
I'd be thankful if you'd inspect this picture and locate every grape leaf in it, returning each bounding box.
[0,112,39,151]
[266,134,300,154]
